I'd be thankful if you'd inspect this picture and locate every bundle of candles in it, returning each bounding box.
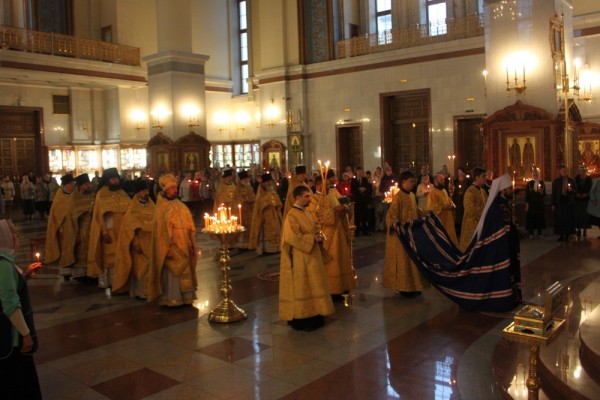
[383,183,399,203]
[203,204,244,234]
[318,160,331,195]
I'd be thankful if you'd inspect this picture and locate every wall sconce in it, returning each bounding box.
[182,104,200,129]
[286,109,302,128]
[505,64,526,96]
[579,67,594,103]
[235,111,250,131]
[81,123,89,134]
[482,70,488,97]
[130,109,146,130]
[214,111,230,132]
[151,106,170,130]
[264,99,279,128]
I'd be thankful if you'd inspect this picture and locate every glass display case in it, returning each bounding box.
[211,141,260,170]
[48,147,75,175]
[120,146,147,177]
[76,147,100,176]
[102,146,119,170]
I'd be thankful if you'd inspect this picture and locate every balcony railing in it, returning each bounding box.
[336,14,484,59]
[0,25,140,67]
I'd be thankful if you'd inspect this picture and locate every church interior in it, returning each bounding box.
[1,0,600,399]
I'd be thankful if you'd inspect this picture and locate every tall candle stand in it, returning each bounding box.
[203,207,247,323]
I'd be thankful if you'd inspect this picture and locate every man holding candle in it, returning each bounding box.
[234,170,255,250]
[213,169,236,213]
[147,174,197,306]
[525,168,546,239]
[426,174,458,246]
[383,170,429,298]
[283,165,310,220]
[248,173,283,255]
[551,164,577,242]
[307,171,356,302]
[280,185,334,331]
[45,174,75,272]
[113,179,155,298]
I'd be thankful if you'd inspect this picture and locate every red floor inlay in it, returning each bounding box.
[91,367,180,400]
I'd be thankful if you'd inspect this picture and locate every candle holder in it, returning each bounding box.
[203,206,247,323]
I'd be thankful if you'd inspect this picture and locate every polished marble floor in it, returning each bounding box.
[11,216,600,400]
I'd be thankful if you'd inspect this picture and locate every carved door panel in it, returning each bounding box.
[336,124,363,171]
[455,117,484,173]
[387,90,431,172]
[0,138,36,178]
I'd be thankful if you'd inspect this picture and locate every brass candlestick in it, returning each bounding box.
[203,205,247,323]
[204,229,247,323]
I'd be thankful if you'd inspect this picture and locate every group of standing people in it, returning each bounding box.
[43,168,197,307]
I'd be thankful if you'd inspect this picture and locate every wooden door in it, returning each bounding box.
[454,116,485,174]
[0,107,44,179]
[336,124,363,172]
[382,89,431,173]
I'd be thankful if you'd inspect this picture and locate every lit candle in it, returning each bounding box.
[238,204,242,226]
[35,252,40,262]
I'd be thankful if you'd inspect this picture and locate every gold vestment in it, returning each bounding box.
[248,187,282,253]
[61,189,94,274]
[283,179,310,220]
[234,183,255,248]
[459,185,488,251]
[279,206,335,321]
[426,187,458,245]
[44,190,73,266]
[383,190,429,292]
[213,182,236,212]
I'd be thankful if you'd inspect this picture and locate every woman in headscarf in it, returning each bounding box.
[0,219,43,399]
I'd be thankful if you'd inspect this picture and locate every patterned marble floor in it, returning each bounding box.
[10,216,600,400]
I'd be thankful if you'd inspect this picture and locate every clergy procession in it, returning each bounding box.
[35,160,582,328]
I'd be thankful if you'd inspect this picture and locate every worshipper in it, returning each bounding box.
[525,168,546,239]
[378,165,396,231]
[574,165,592,238]
[90,170,101,194]
[47,175,60,207]
[87,168,131,290]
[20,175,35,221]
[33,175,50,220]
[44,174,75,271]
[0,219,43,399]
[551,164,577,242]
[426,173,458,245]
[279,185,335,331]
[283,165,309,219]
[61,174,95,280]
[452,167,472,237]
[484,169,494,194]
[248,173,283,255]
[234,170,255,249]
[383,170,429,298]
[307,172,357,302]
[146,174,197,306]
[179,172,193,211]
[458,167,488,251]
[351,166,373,236]
[338,172,353,197]
[414,164,434,193]
[587,177,600,238]
[213,169,236,212]
[415,174,432,210]
[1,175,15,219]
[394,174,522,311]
[113,179,155,298]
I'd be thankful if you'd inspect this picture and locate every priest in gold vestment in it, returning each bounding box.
[283,165,309,220]
[113,180,155,298]
[44,174,75,269]
[234,170,255,249]
[426,174,457,246]
[61,174,94,279]
[146,174,197,306]
[280,185,334,331]
[213,169,236,212]
[87,168,131,289]
[459,168,488,251]
[307,172,356,300]
[248,173,283,254]
[383,171,429,297]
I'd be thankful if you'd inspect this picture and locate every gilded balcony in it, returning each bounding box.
[336,14,484,59]
[0,25,140,67]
